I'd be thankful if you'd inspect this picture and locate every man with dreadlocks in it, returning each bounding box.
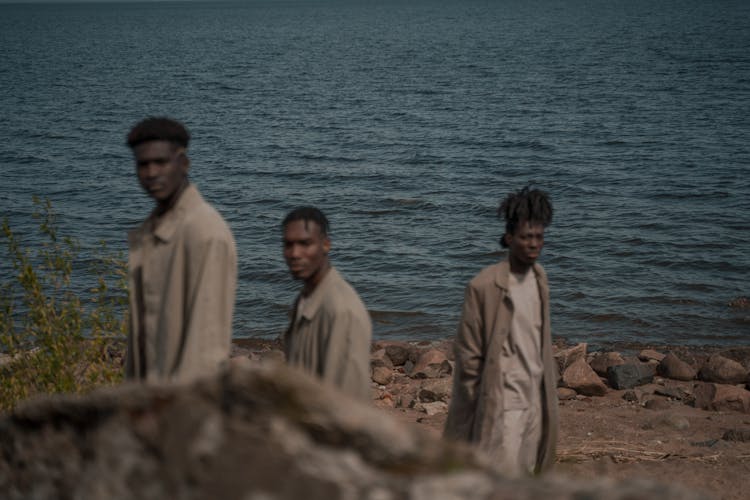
[444,186,558,476]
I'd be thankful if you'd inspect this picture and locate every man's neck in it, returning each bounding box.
[302,263,331,297]
[154,180,189,217]
[508,254,533,275]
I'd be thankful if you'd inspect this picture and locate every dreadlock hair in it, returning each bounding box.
[127,117,190,150]
[282,206,330,238]
[497,186,553,248]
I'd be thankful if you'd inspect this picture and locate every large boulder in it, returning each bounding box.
[373,341,415,367]
[588,351,625,377]
[0,363,713,500]
[657,353,697,381]
[555,343,587,374]
[693,382,750,413]
[698,354,748,384]
[410,349,452,379]
[607,363,655,390]
[562,358,607,397]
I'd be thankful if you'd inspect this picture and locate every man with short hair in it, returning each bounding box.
[125,117,237,383]
[444,186,558,476]
[282,207,371,401]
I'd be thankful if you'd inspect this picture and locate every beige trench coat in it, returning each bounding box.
[284,267,372,401]
[126,184,237,383]
[444,259,558,473]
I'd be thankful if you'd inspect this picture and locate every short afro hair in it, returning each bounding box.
[127,117,190,149]
[282,206,330,237]
[497,186,553,248]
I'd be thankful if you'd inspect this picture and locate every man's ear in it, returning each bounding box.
[176,148,190,175]
[323,237,331,255]
[503,232,511,247]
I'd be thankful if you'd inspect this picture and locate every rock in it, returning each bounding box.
[694,382,750,413]
[557,387,577,401]
[372,365,394,385]
[699,354,748,384]
[639,349,666,363]
[721,429,750,442]
[562,358,607,397]
[373,341,413,367]
[258,349,285,364]
[418,378,452,403]
[643,398,670,411]
[403,360,415,374]
[421,401,448,416]
[657,353,696,381]
[607,363,655,390]
[555,343,587,374]
[371,348,394,369]
[410,349,452,379]
[718,347,750,372]
[653,386,689,401]
[654,414,690,430]
[588,351,625,377]
[622,390,639,402]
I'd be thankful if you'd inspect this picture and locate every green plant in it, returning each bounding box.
[0,197,127,410]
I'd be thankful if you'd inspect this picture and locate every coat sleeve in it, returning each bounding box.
[175,231,237,382]
[444,283,484,441]
[319,308,372,401]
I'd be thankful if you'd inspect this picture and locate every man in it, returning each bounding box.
[282,207,371,401]
[125,117,237,383]
[444,186,558,476]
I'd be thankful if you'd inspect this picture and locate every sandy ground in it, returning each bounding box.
[389,387,750,500]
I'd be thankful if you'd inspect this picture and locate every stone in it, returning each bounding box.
[588,351,625,377]
[653,386,689,401]
[721,429,750,442]
[421,401,448,416]
[410,349,452,379]
[371,349,394,370]
[653,414,690,431]
[373,341,413,367]
[643,398,670,410]
[557,387,577,401]
[639,349,666,363]
[372,365,394,386]
[657,353,697,381]
[418,378,452,403]
[693,382,750,413]
[562,357,607,397]
[699,354,748,385]
[555,343,587,374]
[607,363,655,390]
[622,390,639,402]
[718,347,750,372]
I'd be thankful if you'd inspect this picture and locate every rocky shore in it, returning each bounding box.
[0,337,747,499]
[233,337,750,500]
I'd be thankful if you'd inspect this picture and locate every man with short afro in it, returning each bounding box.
[445,186,558,476]
[125,117,237,383]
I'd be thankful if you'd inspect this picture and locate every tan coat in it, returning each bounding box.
[284,267,372,401]
[444,259,558,473]
[126,184,237,383]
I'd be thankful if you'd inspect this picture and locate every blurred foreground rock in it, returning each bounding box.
[0,362,710,500]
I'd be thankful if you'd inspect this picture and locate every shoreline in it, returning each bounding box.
[232,337,750,500]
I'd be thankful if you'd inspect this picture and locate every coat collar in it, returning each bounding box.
[148,184,202,243]
[298,266,341,320]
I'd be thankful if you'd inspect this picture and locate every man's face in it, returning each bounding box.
[283,219,331,282]
[134,140,188,203]
[505,220,545,267]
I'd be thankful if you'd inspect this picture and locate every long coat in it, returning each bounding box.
[126,184,237,383]
[444,259,558,473]
[284,267,372,401]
